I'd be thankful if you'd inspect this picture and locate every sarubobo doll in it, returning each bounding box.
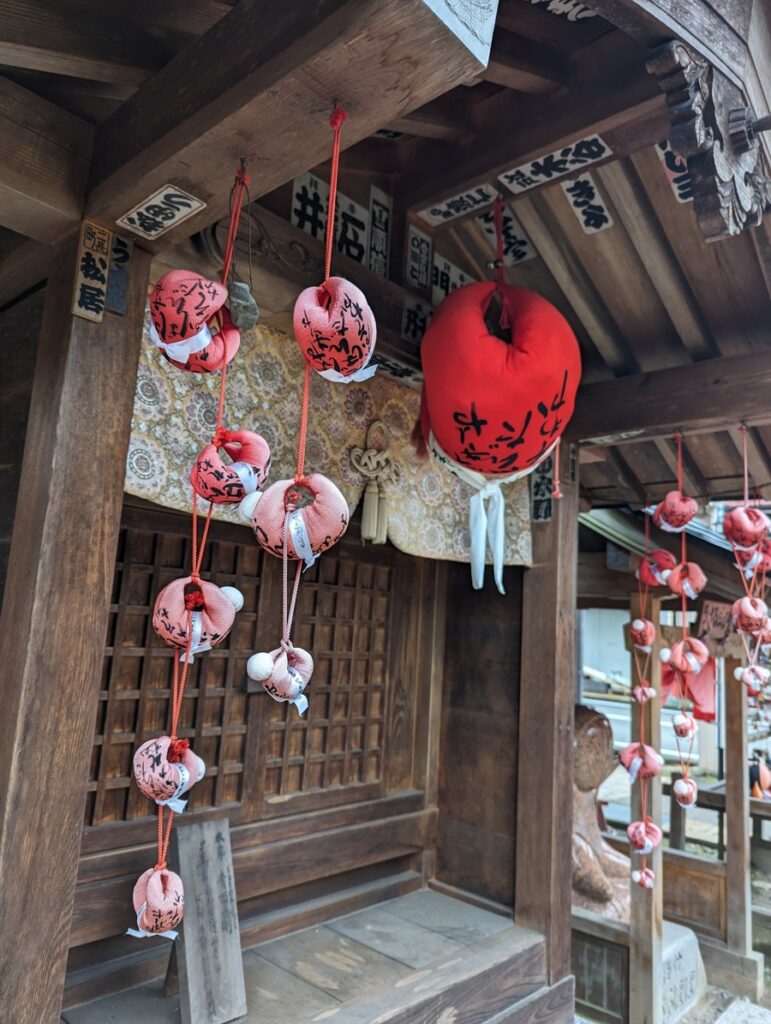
[127,867,184,940]
[632,682,657,704]
[191,429,271,506]
[153,577,243,660]
[632,866,656,889]
[133,736,206,813]
[246,645,314,716]
[673,712,698,740]
[734,663,771,697]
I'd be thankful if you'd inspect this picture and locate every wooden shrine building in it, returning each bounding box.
[0,2,769,1023]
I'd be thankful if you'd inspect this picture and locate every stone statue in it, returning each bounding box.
[572,704,630,921]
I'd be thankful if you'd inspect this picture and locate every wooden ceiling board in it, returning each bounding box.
[631,146,771,354]
[536,175,691,372]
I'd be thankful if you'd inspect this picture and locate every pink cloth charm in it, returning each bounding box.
[133,736,205,812]
[627,818,663,855]
[652,490,698,533]
[246,645,314,715]
[252,475,349,562]
[665,561,707,600]
[732,595,768,634]
[673,776,698,807]
[673,712,698,740]
[660,638,709,675]
[191,429,271,505]
[149,271,239,374]
[636,549,676,588]
[620,742,664,782]
[128,867,184,939]
[293,277,377,380]
[735,664,770,696]
[632,683,657,704]
[632,866,656,889]
[629,618,656,652]
[723,506,770,550]
[152,577,238,653]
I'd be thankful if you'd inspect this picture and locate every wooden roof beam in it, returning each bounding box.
[85,0,496,248]
[0,0,171,85]
[403,32,666,219]
[0,76,92,242]
[568,350,771,445]
[581,0,750,87]
[386,98,475,140]
[481,33,568,94]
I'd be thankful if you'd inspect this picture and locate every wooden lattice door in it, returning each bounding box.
[81,500,430,858]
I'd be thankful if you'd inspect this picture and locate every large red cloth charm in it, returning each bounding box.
[418,282,581,476]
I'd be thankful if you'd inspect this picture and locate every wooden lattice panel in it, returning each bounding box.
[85,516,262,827]
[261,554,391,807]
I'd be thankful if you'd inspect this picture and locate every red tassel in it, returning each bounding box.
[184,588,205,611]
[168,738,190,763]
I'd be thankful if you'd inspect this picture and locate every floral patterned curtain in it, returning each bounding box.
[126,318,532,566]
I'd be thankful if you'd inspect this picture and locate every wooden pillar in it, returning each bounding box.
[0,231,150,1023]
[516,442,578,984]
[629,592,663,1024]
[724,657,752,954]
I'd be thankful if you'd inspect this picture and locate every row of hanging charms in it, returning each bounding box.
[623,435,707,889]
[724,427,771,701]
[242,106,377,707]
[128,163,268,940]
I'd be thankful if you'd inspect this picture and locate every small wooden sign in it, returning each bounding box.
[71,220,112,322]
[170,819,246,1024]
[117,184,206,239]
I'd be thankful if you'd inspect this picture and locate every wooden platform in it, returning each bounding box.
[62,890,573,1024]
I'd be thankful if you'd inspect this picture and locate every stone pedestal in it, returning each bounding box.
[662,922,707,1024]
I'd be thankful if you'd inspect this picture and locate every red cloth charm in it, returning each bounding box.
[418,282,581,476]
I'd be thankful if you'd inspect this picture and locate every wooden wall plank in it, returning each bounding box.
[0,231,151,1024]
[438,563,523,907]
[515,441,578,983]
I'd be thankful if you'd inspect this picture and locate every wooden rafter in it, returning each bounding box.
[568,350,771,445]
[481,32,567,94]
[514,194,637,375]
[85,0,495,248]
[403,33,666,217]
[0,238,50,308]
[594,160,719,361]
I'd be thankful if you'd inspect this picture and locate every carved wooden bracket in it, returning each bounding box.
[647,40,771,241]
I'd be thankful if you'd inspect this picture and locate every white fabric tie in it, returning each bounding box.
[179,610,211,663]
[319,358,378,384]
[231,461,259,494]
[126,902,178,941]
[287,509,316,570]
[429,433,558,595]
[156,764,189,814]
[148,320,212,360]
[469,482,506,595]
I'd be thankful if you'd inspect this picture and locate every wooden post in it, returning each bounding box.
[629,592,663,1024]
[0,231,150,1024]
[516,442,578,984]
[724,657,752,954]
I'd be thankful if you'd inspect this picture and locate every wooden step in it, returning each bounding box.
[485,975,575,1023]
[313,921,547,1024]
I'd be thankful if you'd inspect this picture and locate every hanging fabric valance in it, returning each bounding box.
[126,317,533,567]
